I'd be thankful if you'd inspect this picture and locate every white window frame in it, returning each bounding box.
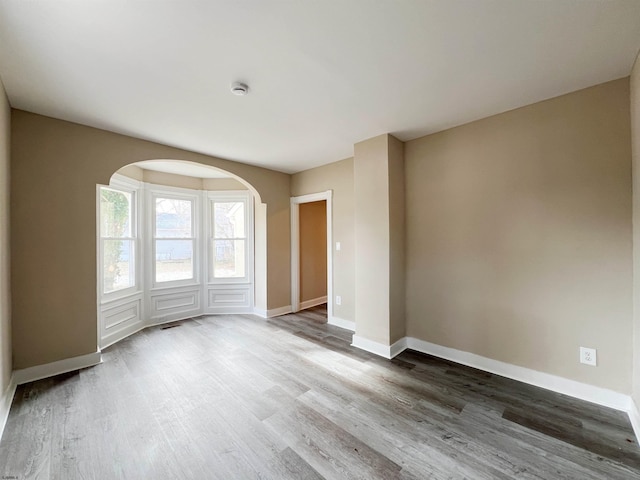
[147,185,201,290]
[97,175,142,303]
[207,190,254,285]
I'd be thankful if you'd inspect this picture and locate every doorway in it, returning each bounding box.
[290,191,333,317]
[298,200,327,310]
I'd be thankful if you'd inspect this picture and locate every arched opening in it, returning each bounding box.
[97,159,267,348]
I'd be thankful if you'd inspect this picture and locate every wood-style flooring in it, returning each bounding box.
[1,305,639,479]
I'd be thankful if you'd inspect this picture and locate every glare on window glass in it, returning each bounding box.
[213,239,245,278]
[100,187,134,293]
[155,198,192,238]
[103,240,134,293]
[100,188,131,237]
[214,202,245,238]
[155,197,194,282]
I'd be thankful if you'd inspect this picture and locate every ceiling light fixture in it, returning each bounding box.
[231,82,249,96]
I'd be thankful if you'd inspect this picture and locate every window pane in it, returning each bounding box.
[101,188,132,237]
[213,239,245,278]
[103,240,134,293]
[156,239,193,282]
[156,198,192,238]
[214,202,245,238]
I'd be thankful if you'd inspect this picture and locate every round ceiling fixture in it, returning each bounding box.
[231,82,249,96]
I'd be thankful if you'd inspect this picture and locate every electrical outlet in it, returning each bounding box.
[580,347,597,366]
[336,295,342,306]
[336,241,341,251]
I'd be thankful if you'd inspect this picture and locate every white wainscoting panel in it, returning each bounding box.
[100,295,144,348]
[206,285,252,314]
[149,288,201,323]
[154,291,199,311]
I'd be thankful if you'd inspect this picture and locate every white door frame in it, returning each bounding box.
[290,190,333,317]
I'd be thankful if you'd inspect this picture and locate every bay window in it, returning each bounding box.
[99,186,136,295]
[153,195,196,284]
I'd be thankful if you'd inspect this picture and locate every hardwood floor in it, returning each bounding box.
[1,305,639,479]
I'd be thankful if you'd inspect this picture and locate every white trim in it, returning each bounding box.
[292,191,334,204]
[328,316,356,331]
[404,337,630,412]
[100,322,146,350]
[206,190,254,287]
[110,172,143,190]
[13,352,102,385]
[299,295,327,311]
[290,191,333,319]
[148,187,200,289]
[0,374,17,441]
[348,334,639,444]
[351,335,406,359]
[253,305,293,318]
[390,337,408,358]
[629,399,640,445]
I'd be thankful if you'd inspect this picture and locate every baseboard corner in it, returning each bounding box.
[299,296,327,311]
[13,351,103,385]
[328,316,355,332]
[351,334,407,359]
[629,398,640,446]
[0,373,17,441]
[254,305,293,318]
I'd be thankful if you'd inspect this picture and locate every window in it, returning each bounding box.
[100,187,135,294]
[210,196,248,279]
[154,196,194,283]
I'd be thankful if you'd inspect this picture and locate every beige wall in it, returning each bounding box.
[117,164,144,181]
[0,80,10,396]
[202,178,246,191]
[388,135,406,343]
[291,158,355,321]
[11,110,290,369]
[299,201,327,303]
[405,78,632,393]
[354,135,392,344]
[142,169,202,190]
[632,53,640,405]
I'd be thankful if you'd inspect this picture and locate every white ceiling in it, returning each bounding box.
[0,1,639,174]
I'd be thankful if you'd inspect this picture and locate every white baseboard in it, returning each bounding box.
[328,316,355,331]
[404,337,630,412]
[253,305,293,318]
[13,351,102,385]
[0,374,17,441]
[629,399,640,444]
[299,296,327,311]
[390,337,408,358]
[348,334,638,444]
[351,335,406,359]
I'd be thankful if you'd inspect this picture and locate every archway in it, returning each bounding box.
[97,159,267,348]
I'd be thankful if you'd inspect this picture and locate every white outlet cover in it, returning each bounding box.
[336,241,341,251]
[580,347,597,366]
[336,296,342,305]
